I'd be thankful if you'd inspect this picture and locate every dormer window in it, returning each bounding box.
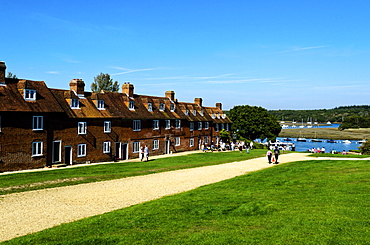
[212,113,216,119]
[159,103,165,111]
[170,104,175,112]
[24,89,36,101]
[192,110,197,116]
[217,114,221,119]
[199,110,204,116]
[222,114,226,119]
[71,98,79,109]
[185,110,189,115]
[129,101,135,110]
[97,100,105,110]
[148,102,153,111]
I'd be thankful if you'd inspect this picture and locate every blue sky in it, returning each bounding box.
[2,0,370,110]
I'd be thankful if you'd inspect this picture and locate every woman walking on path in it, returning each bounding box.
[266,149,272,164]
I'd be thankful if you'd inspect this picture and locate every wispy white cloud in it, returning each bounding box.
[277,45,330,54]
[111,67,161,75]
[46,71,60,74]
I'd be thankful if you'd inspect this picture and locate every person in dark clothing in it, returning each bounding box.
[274,147,280,164]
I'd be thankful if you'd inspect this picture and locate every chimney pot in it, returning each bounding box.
[0,61,6,84]
[122,83,134,97]
[69,79,85,96]
[165,91,175,101]
[194,98,203,107]
[216,103,222,110]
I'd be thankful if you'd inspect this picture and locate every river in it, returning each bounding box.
[275,137,363,152]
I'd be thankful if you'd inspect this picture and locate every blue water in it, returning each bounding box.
[276,137,362,152]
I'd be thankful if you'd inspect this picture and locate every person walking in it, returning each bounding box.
[273,147,280,164]
[144,145,149,161]
[140,146,144,161]
[266,149,272,164]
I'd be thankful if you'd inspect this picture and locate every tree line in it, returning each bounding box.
[267,105,370,123]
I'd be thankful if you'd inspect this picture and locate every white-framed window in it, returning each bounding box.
[32,116,43,131]
[221,123,225,130]
[212,113,216,119]
[148,102,153,111]
[222,114,226,119]
[24,89,36,101]
[78,122,87,135]
[217,114,221,119]
[192,110,197,116]
[190,122,194,131]
[199,110,204,116]
[153,120,159,130]
[185,109,189,115]
[175,137,180,146]
[190,138,194,147]
[165,120,171,129]
[159,103,165,111]
[170,104,175,112]
[175,119,181,129]
[153,139,159,150]
[77,144,86,157]
[32,141,43,157]
[133,120,141,131]
[104,121,111,133]
[71,98,79,109]
[226,123,229,131]
[133,141,140,153]
[205,122,209,130]
[198,122,202,130]
[215,123,219,132]
[129,101,135,110]
[103,141,111,153]
[97,100,105,110]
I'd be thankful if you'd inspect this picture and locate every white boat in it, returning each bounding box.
[342,140,351,144]
[326,121,331,125]
[357,139,367,144]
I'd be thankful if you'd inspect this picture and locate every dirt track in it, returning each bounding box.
[0,152,313,242]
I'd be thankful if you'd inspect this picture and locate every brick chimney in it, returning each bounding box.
[69,79,85,96]
[194,98,203,107]
[165,91,175,101]
[0,61,6,84]
[216,103,222,110]
[122,82,134,97]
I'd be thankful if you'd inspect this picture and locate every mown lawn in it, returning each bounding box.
[0,150,265,195]
[4,159,370,244]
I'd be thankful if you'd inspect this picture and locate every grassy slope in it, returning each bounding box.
[4,159,370,244]
[0,150,265,195]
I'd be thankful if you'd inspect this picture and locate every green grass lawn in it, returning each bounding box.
[4,159,370,244]
[0,150,265,195]
[309,153,369,158]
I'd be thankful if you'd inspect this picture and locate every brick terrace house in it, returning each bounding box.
[0,62,232,172]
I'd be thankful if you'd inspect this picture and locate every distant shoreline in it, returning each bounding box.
[279,127,370,141]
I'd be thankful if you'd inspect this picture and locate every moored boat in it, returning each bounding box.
[327,139,337,143]
[297,138,306,142]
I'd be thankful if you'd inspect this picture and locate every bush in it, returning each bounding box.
[358,140,370,155]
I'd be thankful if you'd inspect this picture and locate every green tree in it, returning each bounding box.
[229,105,281,141]
[359,140,370,155]
[6,72,17,79]
[219,129,231,143]
[91,73,119,93]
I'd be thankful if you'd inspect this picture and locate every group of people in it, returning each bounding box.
[266,147,280,164]
[140,145,149,162]
[308,147,326,153]
[201,141,254,153]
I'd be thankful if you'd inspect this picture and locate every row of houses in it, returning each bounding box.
[0,61,232,172]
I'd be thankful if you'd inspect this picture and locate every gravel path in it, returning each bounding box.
[0,152,311,242]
